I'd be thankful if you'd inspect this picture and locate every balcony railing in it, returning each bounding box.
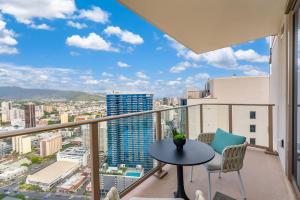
[0,103,274,200]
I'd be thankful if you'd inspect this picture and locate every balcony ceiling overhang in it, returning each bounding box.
[117,0,288,54]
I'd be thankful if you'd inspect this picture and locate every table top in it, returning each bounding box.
[148,139,215,166]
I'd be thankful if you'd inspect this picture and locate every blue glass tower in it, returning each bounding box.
[106,93,154,172]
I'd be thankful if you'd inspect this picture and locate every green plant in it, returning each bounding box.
[172,128,186,140]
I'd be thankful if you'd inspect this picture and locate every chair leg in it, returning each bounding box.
[237,170,246,200]
[208,171,212,200]
[190,166,193,182]
[218,171,221,179]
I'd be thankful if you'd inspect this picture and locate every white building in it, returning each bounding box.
[12,136,32,154]
[35,105,44,119]
[57,147,88,166]
[187,76,270,147]
[1,101,12,122]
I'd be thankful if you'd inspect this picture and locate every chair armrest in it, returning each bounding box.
[197,133,215,144]
[221,142,248,173]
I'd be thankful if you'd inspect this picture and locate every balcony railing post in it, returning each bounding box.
[154,111,168,179]
[265,105,276,155]
[200,104,203,133]
[228,104,233,132]
[185,107,189,138]
[89,122,100,200]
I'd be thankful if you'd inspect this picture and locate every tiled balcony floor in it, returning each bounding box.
[123,148,296,200]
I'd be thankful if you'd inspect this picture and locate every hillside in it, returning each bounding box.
[0,86,104,101]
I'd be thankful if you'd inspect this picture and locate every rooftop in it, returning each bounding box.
[26,161,78,185]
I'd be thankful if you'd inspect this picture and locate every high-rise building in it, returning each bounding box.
[25,103,36,128]
[60,113,69,124]
[1,101,12,122]
[106,92,154,172]
[12,136,32,154]
[35,105,44,118]
[40,133,62,157]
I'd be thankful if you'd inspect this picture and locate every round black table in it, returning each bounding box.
[148,139,215,200]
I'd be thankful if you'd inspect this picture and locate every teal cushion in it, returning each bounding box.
[211,128,246,154]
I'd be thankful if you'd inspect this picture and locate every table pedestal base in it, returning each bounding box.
[175,165,189,200]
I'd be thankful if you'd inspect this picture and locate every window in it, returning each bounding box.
[250,111,256,119]
[250,125,256,132]
[250,138,256,145]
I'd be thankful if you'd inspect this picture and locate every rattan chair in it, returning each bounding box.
[190,133,248,200]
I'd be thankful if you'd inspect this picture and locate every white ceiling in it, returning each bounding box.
[118,0,288,54]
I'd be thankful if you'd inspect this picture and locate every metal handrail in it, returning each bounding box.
[0,103,274,139]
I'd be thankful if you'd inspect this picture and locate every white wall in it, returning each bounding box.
[269,16,288,171]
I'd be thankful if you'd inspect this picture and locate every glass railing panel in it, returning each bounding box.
[187,105,200,140]
[99,113,157,197]
[161,107,187,139]
[202,105,229,133]
[0,126,91,199]
[232,105,269,147]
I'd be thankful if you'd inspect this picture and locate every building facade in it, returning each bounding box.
[1,101,12,122]
[25,103,36,128]
[12,136,32,154]
[40,133,62,157]
[106,92,154,172]
[187,76,270,147]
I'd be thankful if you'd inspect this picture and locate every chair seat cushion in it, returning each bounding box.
[211,128,246,154]
[205,152,222,171]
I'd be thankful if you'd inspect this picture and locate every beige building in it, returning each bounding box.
[40,133,62,157]
[188,76,270,147]
[60,113,69,124]
[1,101,12,122]
[12,136,31,154]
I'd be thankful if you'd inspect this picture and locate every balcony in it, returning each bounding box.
[0,103,296,200]
[123,147,294,200]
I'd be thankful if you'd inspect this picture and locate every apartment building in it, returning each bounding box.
[187,76,270,147]
[106,92,154,172]
[25,103,36,128]
[60,113,69,124]
[12,136,31,154]
[40,133,62,157]
[1,101,12,122]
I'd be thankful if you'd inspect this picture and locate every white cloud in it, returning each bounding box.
[0,62,212,97]
[0,63,91,90]
[0,0,76,24]
[104,26,144,45]
[0,17,18,54]
[77,6,109,23]
[243,69,267,76]
[202,47,238,69]
[234,49,269,63]
[29,23,52,30]
[67,21,87,29]
[66,32,118,52]
[169,61,199,73]
[136,72,149,79]
[117,61,130,68]
[101,72,113,77]
[70,51,79,56]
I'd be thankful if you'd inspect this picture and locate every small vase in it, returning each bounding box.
[173,139,186,151]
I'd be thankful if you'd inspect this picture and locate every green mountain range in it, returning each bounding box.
[0,86,104,101]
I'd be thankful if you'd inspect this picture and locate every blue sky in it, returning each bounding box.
[0,0,270,97]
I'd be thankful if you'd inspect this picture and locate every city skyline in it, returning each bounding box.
[0,0,270,97]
